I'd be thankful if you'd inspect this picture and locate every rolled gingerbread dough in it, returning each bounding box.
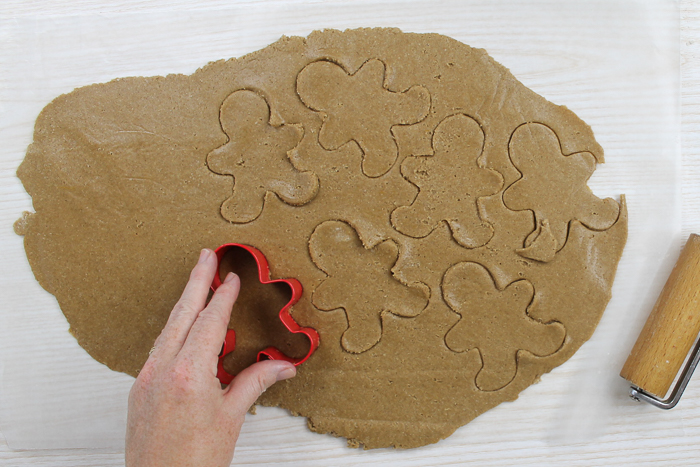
[16,28,626,449]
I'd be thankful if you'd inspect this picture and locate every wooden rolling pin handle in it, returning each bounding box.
[620,234,700,398]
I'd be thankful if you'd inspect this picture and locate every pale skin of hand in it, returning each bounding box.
[125,248,297,467]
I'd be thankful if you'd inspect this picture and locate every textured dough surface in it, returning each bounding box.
[16,28,627,449]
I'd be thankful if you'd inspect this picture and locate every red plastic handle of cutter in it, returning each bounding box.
[211,243,320,385]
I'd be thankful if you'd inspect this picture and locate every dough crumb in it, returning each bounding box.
[13,211,34,236]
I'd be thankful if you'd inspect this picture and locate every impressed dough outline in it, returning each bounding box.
[309,219,430,354]
[391,113,503,249]
[296,57,431,178]
[207,88,320,223]
[502,122,621,261]
[442,261,566,391]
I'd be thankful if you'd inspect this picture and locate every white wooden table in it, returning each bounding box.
[2,1,700,465]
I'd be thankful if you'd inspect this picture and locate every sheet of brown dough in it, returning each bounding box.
[15,28,627,449]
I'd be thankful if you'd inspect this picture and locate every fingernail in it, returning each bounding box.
[198,249,210,264]
[223,272,237,284]
[276,363,297,382]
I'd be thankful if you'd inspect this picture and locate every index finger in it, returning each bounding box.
[152,249,217,359]
[179,272,240,373]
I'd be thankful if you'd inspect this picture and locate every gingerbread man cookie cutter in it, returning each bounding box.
[211,243,320,384]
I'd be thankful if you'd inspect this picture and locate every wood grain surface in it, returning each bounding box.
[2,1,700,465]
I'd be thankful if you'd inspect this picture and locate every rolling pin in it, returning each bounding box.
[620,233,700,409]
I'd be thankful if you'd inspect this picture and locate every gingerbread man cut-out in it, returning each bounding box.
[309,220,429,354]
[391,114,502,249]
[296,59,431,178]
[503,123,619,256]
[207,89,319,223]
[443,262,565,391]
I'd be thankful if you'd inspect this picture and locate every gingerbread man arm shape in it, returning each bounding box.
[297,59,431,178]
[207,89,319,223]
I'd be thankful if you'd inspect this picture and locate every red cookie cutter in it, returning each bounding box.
[211,243,320,384]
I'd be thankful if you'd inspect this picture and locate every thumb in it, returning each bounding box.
[224,360,296,415]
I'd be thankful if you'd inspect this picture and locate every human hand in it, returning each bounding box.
[125,248,296,467]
